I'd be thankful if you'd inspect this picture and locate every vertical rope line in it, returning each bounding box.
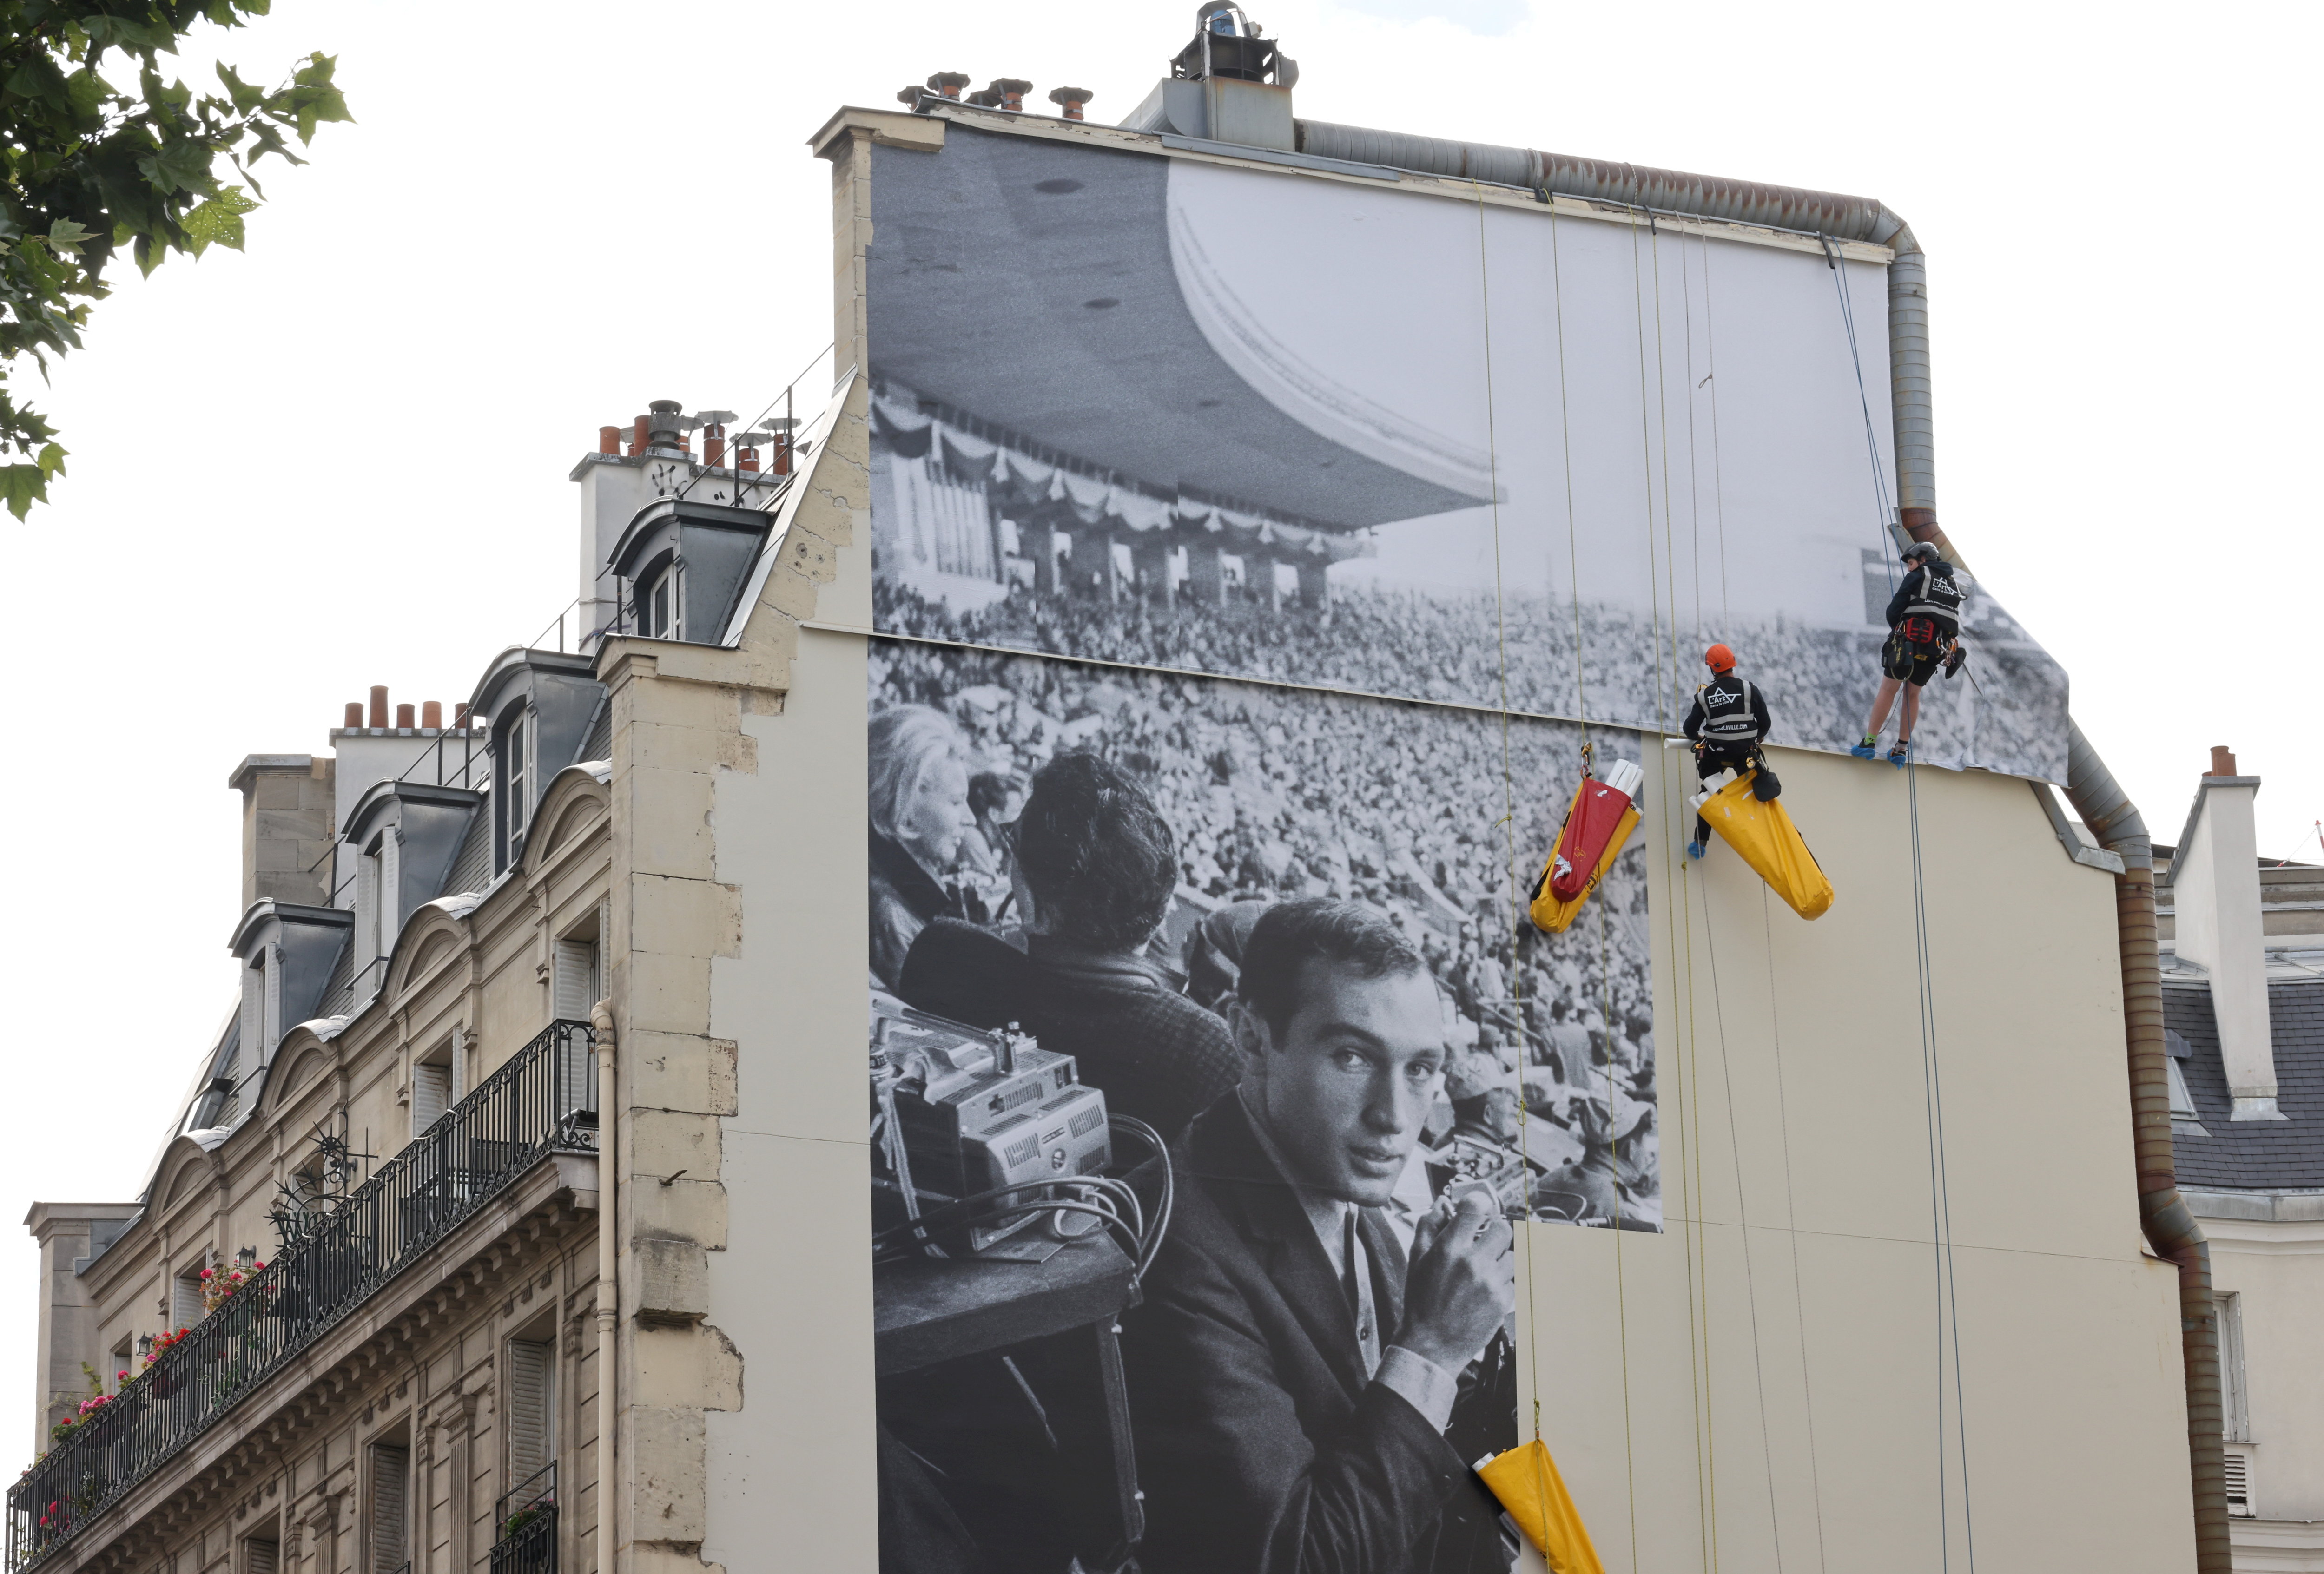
[1827,243,1900,593]
[1634,205,1716,1574]
[1653,211,1722,1574]
[1680,219,1705,646]
[1908,762,1978,1570]
[1826,243,1973,1570]
[1760,886,1830,1574]
[1700,874,1786,1571]
[1699,226,1731,632]
[1547,191,1644,1570]
[1467,182,1546,1468]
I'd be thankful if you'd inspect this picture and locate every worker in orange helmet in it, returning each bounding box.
[1681,643,1775,860]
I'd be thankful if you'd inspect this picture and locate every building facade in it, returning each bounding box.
[17,18,2224,1574]
[2154,751,2324,1571]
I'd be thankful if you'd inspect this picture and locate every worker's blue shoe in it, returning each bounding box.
[1686,839,1706,861]
[1849,742,1877,760]
[1888,742,1912,768]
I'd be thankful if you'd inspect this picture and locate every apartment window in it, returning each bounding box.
[170,1268,205,1331]
[553,934,599,1023]
[368,1438,410,1574]
[637,557,682,640]
[2218,1291,2250,1443]
[495,707,535,871]
[506,1337,555,1491]
[412,1040,462,1136]
[109,1340,131,1392]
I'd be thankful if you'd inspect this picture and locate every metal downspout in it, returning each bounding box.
[2065,724,2232,1571]
[591,998,620,1574]
[1291,116,2228,1565]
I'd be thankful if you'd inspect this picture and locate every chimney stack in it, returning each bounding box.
[395,703,416,729]
[2168,746,2281,1119]
[343,702,363,728]
[422,700,443,730]
[229,755,336,911]
[369,686,389,729]
[599,425,621,456]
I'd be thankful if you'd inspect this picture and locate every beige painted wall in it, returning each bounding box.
[2206,1220,2324,1526]
[1516,744,2192,1572]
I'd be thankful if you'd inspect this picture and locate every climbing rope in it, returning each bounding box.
[1824,231,1979,1571]
[1634,205,1722,1574]
[1759,886,1832,1574]
[1698,876,1789,1572]
[1545,187,1646,1570]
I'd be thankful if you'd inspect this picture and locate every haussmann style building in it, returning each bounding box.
[14,13,2241,1574]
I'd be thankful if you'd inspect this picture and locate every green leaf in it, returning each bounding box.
[2,461,48,520]
[182,185,255,256]
[0,11,348,518]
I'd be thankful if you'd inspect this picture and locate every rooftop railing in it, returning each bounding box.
[8,1021,599,1570]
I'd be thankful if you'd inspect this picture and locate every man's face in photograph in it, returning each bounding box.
[1246,961,1446,1207]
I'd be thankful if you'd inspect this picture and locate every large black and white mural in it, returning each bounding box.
[865,122,2070,784]
[858,116,2069,1574]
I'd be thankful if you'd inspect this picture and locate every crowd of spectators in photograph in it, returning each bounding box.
[872,571,2068,781]
[868,639,1663,1228]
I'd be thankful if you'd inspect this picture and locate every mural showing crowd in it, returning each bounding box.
[873,574,2068,783]
[868,638,1661,1229]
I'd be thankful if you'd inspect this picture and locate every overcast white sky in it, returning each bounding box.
[0,0,2312,1436]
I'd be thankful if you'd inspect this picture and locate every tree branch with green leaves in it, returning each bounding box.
[0,1,349,517]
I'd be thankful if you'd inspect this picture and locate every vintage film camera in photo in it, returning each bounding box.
[871,995,1120,1258]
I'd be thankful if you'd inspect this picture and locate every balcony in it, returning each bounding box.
[490,1463,557,1574]
[9,1022,599,1570]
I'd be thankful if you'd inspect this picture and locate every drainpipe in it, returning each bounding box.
[2064,723,2232,1571]
[1289,118,2225,1567]
[590,998,619,1574]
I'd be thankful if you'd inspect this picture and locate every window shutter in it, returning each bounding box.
[412,1065,449,1134]
[245,1539,279,1574]
[507,1339,554,1490]
[370,1444,409,1573]
[170,1273,204,1331]
[553,940,599,1022]
[2224,1449,2253,1516]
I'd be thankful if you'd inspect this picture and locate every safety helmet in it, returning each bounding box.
[1704,643,1736,673]
[1901,539,1939,563]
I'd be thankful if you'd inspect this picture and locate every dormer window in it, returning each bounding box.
[637,556,683,640]
[607,500,773,648]
[495,708,535,872]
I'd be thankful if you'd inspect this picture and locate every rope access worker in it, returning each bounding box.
[1851,539,1968,765]
[1682,643,1773,861]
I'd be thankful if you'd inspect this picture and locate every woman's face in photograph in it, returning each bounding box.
[897,753,975,871]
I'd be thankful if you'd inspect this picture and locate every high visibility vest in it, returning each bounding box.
[1697,677,1762,746]
[1901,564,1966,626]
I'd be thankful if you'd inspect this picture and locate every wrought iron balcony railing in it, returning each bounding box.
[8,1021,598,1571]
[490,1462,557,1574]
